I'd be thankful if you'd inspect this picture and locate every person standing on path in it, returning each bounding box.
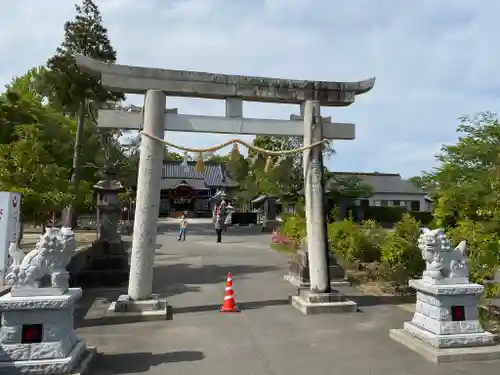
[213,198,228,243]
[178,212,188,241]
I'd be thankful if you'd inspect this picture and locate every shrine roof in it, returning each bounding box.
[160,178,207,190]
[161,161,238,188]
[328,172,425,195]
[296,172,426,196]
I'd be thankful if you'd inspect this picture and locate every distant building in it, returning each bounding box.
[159,161,238,217]
[328,172,431,212]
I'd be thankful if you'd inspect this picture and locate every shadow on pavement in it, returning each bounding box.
[75,263,279,327]
[75,288,125,328]
[345,293,415,307]
[90,350,205,374]
[153,263,279,297]
[173,298,290,314]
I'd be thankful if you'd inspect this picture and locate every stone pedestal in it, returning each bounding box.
[290,288,357,315]
[104,293,172,324]
[284,249,350,289]
[288,247,356,316]
[0,288,95,374]
[390,278,500,363]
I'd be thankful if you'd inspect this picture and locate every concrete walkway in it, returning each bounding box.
[79,220,500,375]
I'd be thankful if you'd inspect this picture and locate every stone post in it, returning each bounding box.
[303,100,331,293]
[302,102,313,255]
[128,90,166,300]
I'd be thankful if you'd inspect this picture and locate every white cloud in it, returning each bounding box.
[1,0,499,178]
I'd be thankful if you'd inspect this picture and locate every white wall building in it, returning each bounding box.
[331,172,431,212]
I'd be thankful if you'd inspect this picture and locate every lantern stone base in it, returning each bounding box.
[0,288,95,374]
[78,241,129,287]
[390,278,500,363]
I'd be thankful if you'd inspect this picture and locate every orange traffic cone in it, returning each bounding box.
[219,272,240,312]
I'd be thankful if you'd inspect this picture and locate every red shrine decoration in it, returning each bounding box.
[21,324,43,343]
[451,306,465,322]
[169,181,197,201]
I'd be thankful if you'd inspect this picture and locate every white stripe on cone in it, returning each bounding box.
[224,295,234,300]
[225,286,232,291]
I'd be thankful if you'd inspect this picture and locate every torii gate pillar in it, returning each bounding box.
[303,100,330,293]
[128,90,166,300]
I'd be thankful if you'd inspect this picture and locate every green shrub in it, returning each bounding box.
[360,220,385,262]
[281,213,306,247]
[376,262,411,293]
[447,220,500,297]
[328,205,341,222]
[379,214,424,290]
[328,219,385,265]
[328,219,362,265]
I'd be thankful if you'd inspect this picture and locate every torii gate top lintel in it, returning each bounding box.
[74,55,375,107]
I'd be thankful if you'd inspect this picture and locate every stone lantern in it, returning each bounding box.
[79,164,129,286]
[94,165,124,248]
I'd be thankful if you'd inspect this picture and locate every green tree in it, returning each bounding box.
[248,136,304,198]
[0,126,73,225]
[418,112,500,289]
[165,151,183,161]
[325,174,374,201]
[0,67,53,144]
[408,174,435,190]
[249,135,336,198]
[207,154,230,164]
[0,72,76,226]
[429,112,500,226]
[322,173,373,220]
[43,0,124,225]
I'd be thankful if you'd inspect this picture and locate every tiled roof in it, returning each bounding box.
[329,172,425,195]
[160,178,207,190]
[162,161,238,188]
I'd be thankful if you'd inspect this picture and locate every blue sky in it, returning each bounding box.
[0,0,498,178]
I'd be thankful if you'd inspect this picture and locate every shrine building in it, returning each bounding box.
[159,161,238,217]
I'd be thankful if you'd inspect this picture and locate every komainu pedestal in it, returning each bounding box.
[0,227,95,374]
[390,228,500,364]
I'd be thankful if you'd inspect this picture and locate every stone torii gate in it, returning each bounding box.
[75,55,375,317]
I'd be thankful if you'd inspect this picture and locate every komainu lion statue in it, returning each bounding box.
[418,228,468,282]
[5,227,76,290]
